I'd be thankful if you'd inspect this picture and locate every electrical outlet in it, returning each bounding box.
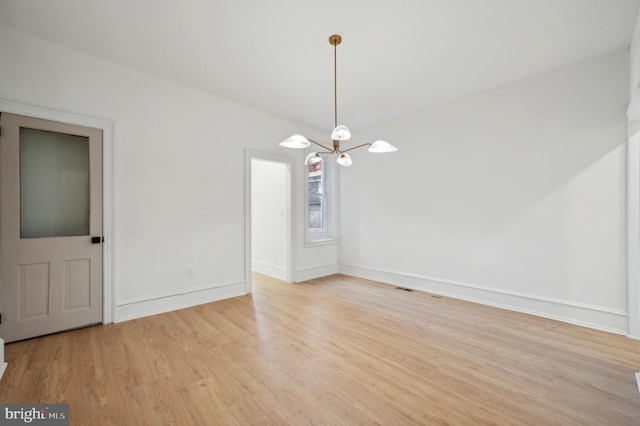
[187,266,195,278]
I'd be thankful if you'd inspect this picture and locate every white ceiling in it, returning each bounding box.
[0,0,638,132]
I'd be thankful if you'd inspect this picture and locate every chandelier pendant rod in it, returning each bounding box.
[334,36,338,132]
[330,34,342,154]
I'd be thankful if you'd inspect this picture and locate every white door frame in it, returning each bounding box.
[244,150,295,293]
[0,100,115,324]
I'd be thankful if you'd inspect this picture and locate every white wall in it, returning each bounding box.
[251,159,287,280]
[0,24,338,321]
[0,22,630,337]
[340,50,631,335]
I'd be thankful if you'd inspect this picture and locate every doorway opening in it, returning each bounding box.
[244,151,294,293]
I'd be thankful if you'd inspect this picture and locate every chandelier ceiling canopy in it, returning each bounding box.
[279,35,397,167]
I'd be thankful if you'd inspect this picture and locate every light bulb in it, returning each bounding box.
[368,140,397,153]
[304,153,322,165]
[279,134,311,149]
[337,153,352,167]
[331,125,351,141]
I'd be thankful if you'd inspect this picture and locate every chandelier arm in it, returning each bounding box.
[307,138,335,152]
[339,143,372,153]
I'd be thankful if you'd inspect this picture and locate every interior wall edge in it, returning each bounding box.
[625,130,640,338]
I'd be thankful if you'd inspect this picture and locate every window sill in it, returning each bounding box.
[305,236,339,248]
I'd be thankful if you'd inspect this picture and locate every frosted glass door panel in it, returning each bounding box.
[20,128,90,238]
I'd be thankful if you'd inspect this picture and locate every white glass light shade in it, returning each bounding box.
[279,134,311,149]
[336,153,352,167]
[331,125,351,141]
[368,140,397,153]
[304,153,322,165]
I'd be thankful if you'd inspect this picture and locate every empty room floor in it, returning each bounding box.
[1,273,639,424]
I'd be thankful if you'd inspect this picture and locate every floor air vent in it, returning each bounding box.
[395,286,413,292]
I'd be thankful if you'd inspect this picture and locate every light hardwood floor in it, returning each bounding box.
[1,273,640,425]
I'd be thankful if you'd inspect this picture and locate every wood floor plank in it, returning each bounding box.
[1,273,639,425]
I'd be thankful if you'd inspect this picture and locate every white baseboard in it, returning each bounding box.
[252,260,287,281]
[295,264,339,283]
[339,263,629,336]
[115,282,246,322]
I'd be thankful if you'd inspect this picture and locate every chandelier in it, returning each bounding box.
[279,34,397,167]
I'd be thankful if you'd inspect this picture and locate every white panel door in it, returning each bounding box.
[0,113,103,342]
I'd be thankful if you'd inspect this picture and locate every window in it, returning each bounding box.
[308,159,325,233]
[306,155,337,244]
